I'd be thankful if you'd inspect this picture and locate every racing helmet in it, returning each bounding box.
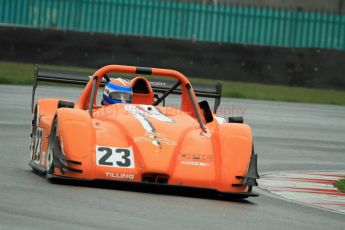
[102,78,133,105]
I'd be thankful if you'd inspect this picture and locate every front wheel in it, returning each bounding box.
[46,119,57,175]
[46,118,68,178]
[245,144,259,192]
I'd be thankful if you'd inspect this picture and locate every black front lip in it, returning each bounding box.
[46,173,259,198]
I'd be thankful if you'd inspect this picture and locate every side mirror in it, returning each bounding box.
[228,117,243,123]
[198,100,213,123]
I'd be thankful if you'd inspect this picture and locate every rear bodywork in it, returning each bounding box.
[30,65,259,198]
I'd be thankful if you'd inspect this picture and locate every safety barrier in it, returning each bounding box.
[1,0,345,49]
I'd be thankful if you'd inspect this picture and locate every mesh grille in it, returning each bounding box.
[142,173,169,184]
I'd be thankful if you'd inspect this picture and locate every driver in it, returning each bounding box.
[102,77,133,105]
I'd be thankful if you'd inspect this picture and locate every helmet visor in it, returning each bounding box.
[109,91,132,102]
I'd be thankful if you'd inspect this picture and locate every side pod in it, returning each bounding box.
[56,108,95,179]
[213,123,253,192]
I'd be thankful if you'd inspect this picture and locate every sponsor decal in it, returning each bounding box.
[150,81,166,87]
[96,146,135,168]
[181,161,209,167]
[134,132,176,146]
[179,153,213,161]
[105,172,135,180]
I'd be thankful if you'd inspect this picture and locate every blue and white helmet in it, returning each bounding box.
[103,78,133,105]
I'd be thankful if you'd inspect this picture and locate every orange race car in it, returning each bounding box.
[30,64,259,198]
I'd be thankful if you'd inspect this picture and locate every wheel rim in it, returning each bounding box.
[46,125,56,173]
[46,135,54,173]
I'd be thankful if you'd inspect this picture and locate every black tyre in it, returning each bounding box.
[46,119,58,175]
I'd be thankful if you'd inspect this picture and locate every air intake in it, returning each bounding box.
[142,173,169,184]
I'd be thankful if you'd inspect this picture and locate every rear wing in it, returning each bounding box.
[32,66,222,113]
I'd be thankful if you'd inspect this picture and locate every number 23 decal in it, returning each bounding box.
[96,146,135,168]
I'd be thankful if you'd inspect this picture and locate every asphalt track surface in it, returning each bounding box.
[0,84,344,230]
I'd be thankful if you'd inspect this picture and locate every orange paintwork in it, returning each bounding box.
[31,65,253,194]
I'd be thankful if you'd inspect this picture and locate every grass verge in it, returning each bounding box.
[1,61,345,105]
[335,179,345,193]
